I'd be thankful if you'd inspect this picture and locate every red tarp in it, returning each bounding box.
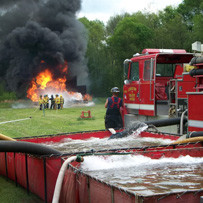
[17,130,179,144]
[0,152,62,202]
[0,130,202,202]
[60,164,203,203]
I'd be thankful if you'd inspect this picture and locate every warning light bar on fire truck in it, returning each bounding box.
[142,49,187,54]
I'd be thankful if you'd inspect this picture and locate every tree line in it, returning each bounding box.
[79,0,203,97]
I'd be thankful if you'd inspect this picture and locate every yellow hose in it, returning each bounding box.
[172,137,203,145]
[0,133,16,141]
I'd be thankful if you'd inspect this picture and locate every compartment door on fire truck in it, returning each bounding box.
[139,58,155,116]
[124,61,140,114]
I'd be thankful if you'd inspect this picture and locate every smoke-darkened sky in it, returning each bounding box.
[0,0,87,96]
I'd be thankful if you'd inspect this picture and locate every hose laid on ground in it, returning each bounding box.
[0,141,61,156]
[0,117,32,125]
[172,137,203,145]
[52,156,84,203]
[0,133,16,141]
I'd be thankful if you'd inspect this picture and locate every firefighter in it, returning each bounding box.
[43,95,47,109]
[60,95,64,109]
[105,87,123,129]
[55,94,60,109]
[39,95,44,110]
[49,95,55,109]
[45,95,49,109]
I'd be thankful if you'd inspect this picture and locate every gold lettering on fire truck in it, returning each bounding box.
[129,93,135,101]
[126,87,137,101]
[128,87,137,92]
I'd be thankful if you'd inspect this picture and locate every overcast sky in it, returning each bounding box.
[77,0,183,23]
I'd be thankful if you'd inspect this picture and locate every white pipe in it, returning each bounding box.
[0,117,31,125]
[52,156,77,203]
[108,128,116,134]
[180,109,188,135]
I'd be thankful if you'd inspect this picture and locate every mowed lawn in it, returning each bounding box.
[0,99,106,202]
[0,100,106,138]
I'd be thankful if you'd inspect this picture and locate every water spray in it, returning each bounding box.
[0,117,32,125]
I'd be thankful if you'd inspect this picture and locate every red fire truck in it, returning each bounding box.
[123,49,203,134]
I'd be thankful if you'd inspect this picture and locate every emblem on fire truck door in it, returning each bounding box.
[128,87,137,101]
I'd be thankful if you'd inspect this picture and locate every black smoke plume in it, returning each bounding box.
[0,0,87,97]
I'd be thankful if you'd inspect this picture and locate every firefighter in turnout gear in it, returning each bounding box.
[50,95,55,109]
[45,95,49,109]
[60,95,64,109]
[55,94,60,109]
[105,87,123,129]
[43,95,47,109]
[39,95,44,110]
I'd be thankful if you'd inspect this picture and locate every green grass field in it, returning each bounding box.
[0,100,106,138]
[0,176,43,203]
[0,99,106,202]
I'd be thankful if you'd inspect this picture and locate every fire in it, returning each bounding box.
[27,61,92,103]
[27,68,67,102]
[83,94,92,102]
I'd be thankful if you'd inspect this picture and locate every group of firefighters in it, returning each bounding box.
[38,94,64,110]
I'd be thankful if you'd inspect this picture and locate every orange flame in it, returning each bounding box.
[27,61,92,103]
[27,68,67,102]
[83,94,92,101]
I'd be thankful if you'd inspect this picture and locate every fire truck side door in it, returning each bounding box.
[124,61,140,114]
[139,58,155,116]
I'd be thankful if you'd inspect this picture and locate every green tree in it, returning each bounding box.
[106,13,130,36]
[108,16,152,58]
[79,17,115,96]
[191,1,203,42]
[178,0,203,27]
[157,6,191,50]
[107,16,152,87]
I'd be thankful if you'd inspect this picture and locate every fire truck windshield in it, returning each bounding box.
[156,63,176,77]
[130,62,139,81]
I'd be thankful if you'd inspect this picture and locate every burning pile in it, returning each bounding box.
[27,61,92,104]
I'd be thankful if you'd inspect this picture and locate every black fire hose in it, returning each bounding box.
[189,69,203,77]
[189,131,203,138]
[189,56,203,66]
[109,117,186,139]
[0,141,61,156]
[144,117,187,127]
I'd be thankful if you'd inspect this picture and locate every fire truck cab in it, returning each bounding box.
[123,49,195,131]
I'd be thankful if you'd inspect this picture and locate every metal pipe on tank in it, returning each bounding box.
[180,110,188,135]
